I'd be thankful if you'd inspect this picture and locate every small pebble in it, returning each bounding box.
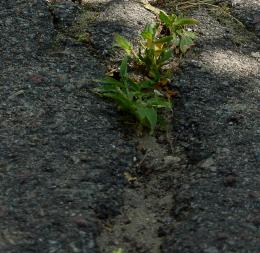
[73,216,88,228]
[204,246,219,253]
[224,175,237,187]
[251,52,260,58]
[251,218,260,226]
[164,156,181,166]
[158,226,167,237]
[200,157,215,169]
[216,232,228,241]
[248,191,259,199]
[255,149,260,162]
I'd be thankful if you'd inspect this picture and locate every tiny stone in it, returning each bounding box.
[209,166,217,172]
[216,232,228,240]
[76,79,88,88]
[251,52,260,58]
[204,246,219,253]
[70,243,81,253]
[64,83,75,92]
[251,218,260,226]
[157,135,165,143]
[73,216,88,228]
[30,74,45,84]
[255,149,260,162]
[71,155,80,164]
[122,215,131,225]
[158,226,167,237]
[222,81,229,86]
[0,205,6,217]
[248,191,260,199]
[189,59,203,68]
[79,153,89,162]
[164,156,181,166]
[200,157,215,169]
[224,175,237,187]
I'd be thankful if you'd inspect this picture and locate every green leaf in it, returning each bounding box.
[159,11,171,27]
[114,33,133,55]
[140,48,155,67]
[127,78,141,91]
[145,108,157,134]
[136,107,157,134]
[174,18,198,27]
[93,77,124,94]
[171,33,180,46]
[170,13,177,22]
[103,92,134,111]
[138,80,156,89]
[180,36,194,53]
[141,23,156,41]
[155,35,174,44]
[157,114,168,130]
[137,47,144,61]
[112,248,123,253]
[99,76,124,86]
[93,85,118,94]
[146,97,172,109]
[182,30,197,39]
[119,56,128,79]
[157,48,173,65]
[148,67,161,81]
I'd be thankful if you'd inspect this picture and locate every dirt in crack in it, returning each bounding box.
[97,135,187,253]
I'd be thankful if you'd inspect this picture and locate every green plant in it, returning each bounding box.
[114,11,198,79]
[114,24,174,81]
[159,11,198,54]
[93,57,172,134]
[94,11,197,134]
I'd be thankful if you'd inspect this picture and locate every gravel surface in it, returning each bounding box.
[0,1,136,252]
[0,1,259,253]
[160,1,260,252]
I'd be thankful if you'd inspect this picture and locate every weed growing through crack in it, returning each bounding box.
[94,11,198,134]
[94,56,172,134]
